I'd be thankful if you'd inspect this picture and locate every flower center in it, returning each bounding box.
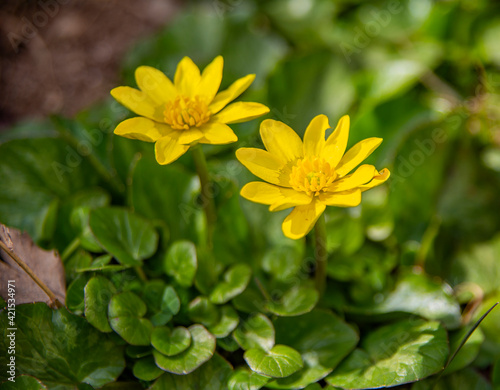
[164,95,211,130]
[289,157,337,196]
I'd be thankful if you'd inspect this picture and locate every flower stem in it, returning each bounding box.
[191,144,217,249]
[314,213,328,295]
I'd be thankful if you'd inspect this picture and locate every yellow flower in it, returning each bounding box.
[236,115,390,239]
[111,56,269,164]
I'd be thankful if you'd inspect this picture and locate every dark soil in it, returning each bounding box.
[0,0,180,128]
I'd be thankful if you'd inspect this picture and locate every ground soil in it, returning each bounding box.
[0,0,180,129]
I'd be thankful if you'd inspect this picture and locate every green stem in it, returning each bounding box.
[61,237,81,262]
[134,266,148,283]
[314,213,328,295]
[191,144,217,250]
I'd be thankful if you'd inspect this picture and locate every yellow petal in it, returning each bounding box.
[241,182,311,212]
[323,115,350,168]
[213,102,269,124]
[177,129,204,145]
[282,200,326,240]
[198,122,237,145]
[174,57,201,96]
[236,148,290,186]
[335,137,383,177]
[114,117,173,142]
[154,135,190,165]
[318,189,361,207]
[260,119,303,163]
[135,66,177,105]
[328,164,376,192]
[359,168,390,192]
[195,56,223,104]
[303,114,330,158]
[209,74,255,114]
[110,86,164,122]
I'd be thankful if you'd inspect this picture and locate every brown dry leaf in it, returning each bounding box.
[0,224,66,305]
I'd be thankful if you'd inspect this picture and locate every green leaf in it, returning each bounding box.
[210,264,252,304]
[133,356,164,381]
[0,138,98,244]
[188,297,220,327]
[353,271,461,329]
[150,353,232,390]
[126,345,152,359]
[164,240,197,287]
[233,313,275,351]
[153,325,216,375]
[268,310,359,389]
[326,320,449,389]
[161,286,181,315]
[244,345,304,378]
[0,375,47,389]
[130,157,201,241]
[84,275,117,332]
[109,292,153,346]
[151,327,191,356]
[208,306,240,338]
[444,326,484,375]
[89,207,159,266]
[266,286,319,317]
[412,368,492,390]
[228,368,270,390]
[262,244,304,282]
[0,303,125,388]
[65,273,88,314]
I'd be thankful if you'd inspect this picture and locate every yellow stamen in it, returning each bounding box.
[164,95,211,130]
[289,157,337,196]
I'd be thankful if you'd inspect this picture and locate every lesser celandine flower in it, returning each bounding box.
[236,114,390,240]
[111,56,269,165]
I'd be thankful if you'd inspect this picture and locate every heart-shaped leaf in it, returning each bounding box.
[89,207,159,266]
[244,345,304,378]
[151,326,191,356]
[268,310,359,389]
[133,356,164,381]
[326,319,449,389]
[233,313,275,351]
[228,368,270,390]
[150,353,232,390]
[208,305,240,338]
[109,291,153,346]
[210,264,252,304]
[188,296,220,327]
[164,240,197,287]
[84,276,116,332]
[153,325,216,374]
[266,286,319,317]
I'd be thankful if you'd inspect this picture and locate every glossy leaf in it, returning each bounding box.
[133,356,164,381]
[208,305,240,338]
[244,345,304,378]
[164,240,197,287]
[151,326,191,356]
[228,368,270,390]
[266,286,319,317]
[84,275,116,332]
[210,264,252,304]
[233,313,275,351]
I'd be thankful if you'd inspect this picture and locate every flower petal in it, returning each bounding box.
[114,117,173,142]
[323,115,350,168]
[198,122,237,145]
[213,102,269,124]
[236,148,291,186]
[177,129,204,145]
[328,164,376,192]
[303,114,330,158]
[318,189,361,207]
[260,119,303,163]
[154,135,190,165]
[174,57,201,96]
[335,137,383,177]
[281,200,326,240]
[359,168,390,192]
[209,74,255,114]
[111,86,164,122]
[135,66,177,105]
[195,56,223,104]
[241,182,311,212]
